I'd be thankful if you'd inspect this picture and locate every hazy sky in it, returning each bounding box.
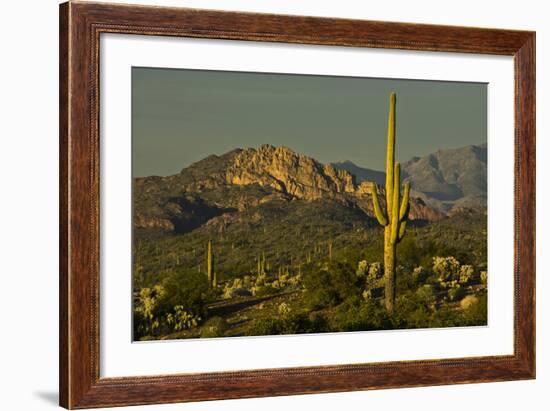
[132,67,487,177]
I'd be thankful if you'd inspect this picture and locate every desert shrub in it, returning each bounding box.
[242,275,253,288]
[133,271,208,339]
[360,300,391,330]
[390,280,465,329]
[270,271,302,290]
[158,269,210,317]
[329,299,365,331]
[390,291,433,329]
[330,262,361,299]
[460,293,488,326]
[480,271,488,286]
[448,285,467,302]
[253,284,278,297]
[432,256,461,282]
[255,272,267,287]
[303,261,360,310]
[397,236,458,269]
[328,297,390,332]
[287,273,302,287]
[358,260,384,294]
[430,305,463,328]
[460,295,478,310]
[165,306,201,331]
[416,284,436,306]
[395,236,424,268]
[200,316,228,338]
[246,318,280,336]
[278,302,292,316]
[396,267,418,294]
[307,312,329,333]
[303,269,338,310]
[367,262,382,281]
[362,289,373,301]
[134,284,166,337]
[356,260,382,281]
[459,265,475,284]
[277,313,312,334]
[246,312,326,336]
[356,260,368,277]
[224,276,259,298]
[412,266,429,284]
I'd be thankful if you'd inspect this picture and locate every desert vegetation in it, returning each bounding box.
[133,204,487,341]
[132,93,487,341]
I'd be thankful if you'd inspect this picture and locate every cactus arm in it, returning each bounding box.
[370,183,388,226]
[390,163,401,244]
[399,181,410,221]
[385,92,396,213]
[397,219,408,243]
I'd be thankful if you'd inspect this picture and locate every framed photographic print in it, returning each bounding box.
[59,1,535,409]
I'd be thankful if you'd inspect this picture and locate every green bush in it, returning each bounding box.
[432,256,461,282]
[200,316,228,338]
[133,270,209,339]
[253,284,279,297]
[246,318,280,336]
[134,284,166,338]
[246,312,329,336]
[416,284,436,306]
[302,269,339,310]
[480,271,488,286]
[158,269,210,317]
[303,261,361,310]
[165,306,201,332]
[391,291,432,329]
[412,266,429,284]
[459,265,475,284]
[397,236,456,269]
[328,297,390,332]
[460,293,488,326]
[448,285,467,302]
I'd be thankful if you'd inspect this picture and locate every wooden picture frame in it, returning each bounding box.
[59,1,535,408]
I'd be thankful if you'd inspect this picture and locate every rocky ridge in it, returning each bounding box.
[134,144,444,233]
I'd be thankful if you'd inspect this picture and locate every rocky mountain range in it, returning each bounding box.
[333,143,487,213]
[133,144,449,234]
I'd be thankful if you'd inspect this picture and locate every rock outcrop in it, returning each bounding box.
[226,145,356,200]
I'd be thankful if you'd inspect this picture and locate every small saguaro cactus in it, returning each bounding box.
[207,240,214,288]
[257,252,268,277]
[370,93,411,312]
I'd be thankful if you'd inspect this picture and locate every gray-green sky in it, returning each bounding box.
[132,67,487,177]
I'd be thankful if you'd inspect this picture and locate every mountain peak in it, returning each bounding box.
[332,142,487,213]
[227,145,356,200]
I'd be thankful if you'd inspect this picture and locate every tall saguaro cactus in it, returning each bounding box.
[207,240,214,288]
[370,93,411,312]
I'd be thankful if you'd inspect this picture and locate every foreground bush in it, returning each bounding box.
[303,261,361,310]
[134,269,210,339]
[246,312,329,336]
[200,316,228,338]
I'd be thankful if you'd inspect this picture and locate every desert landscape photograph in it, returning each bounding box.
[131,67,488,341]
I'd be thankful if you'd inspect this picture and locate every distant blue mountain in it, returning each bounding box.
[332,143,487,213]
